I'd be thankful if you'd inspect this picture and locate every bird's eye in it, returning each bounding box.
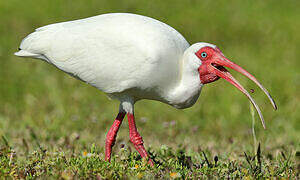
[201,52,207,58]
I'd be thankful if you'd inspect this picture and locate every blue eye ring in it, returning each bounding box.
[201,52,207,58]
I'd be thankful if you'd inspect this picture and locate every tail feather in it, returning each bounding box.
[14,49,40,57]
[15,27,53,59]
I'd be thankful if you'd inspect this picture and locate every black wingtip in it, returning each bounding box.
[18,47,21,50]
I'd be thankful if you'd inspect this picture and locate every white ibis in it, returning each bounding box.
[15,13,277,165]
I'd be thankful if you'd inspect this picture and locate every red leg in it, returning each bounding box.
[127,113,154,166]
[105,112,126,162]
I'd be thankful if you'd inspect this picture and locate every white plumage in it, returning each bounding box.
[15,13,213,111]
[15,13,276,164]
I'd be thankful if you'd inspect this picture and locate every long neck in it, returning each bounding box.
[166,54,203,109]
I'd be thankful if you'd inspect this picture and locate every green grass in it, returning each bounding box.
[0,0,299,178]
[0,141,296,178]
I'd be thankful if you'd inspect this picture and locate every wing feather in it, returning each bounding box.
[15,13,189,96]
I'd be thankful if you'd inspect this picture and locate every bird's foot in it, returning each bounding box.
[104,112,126,162]
[147,158,154,166]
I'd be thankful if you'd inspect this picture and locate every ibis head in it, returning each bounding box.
[195,45,277,128]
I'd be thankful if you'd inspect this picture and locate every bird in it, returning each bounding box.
[15,13,277,165]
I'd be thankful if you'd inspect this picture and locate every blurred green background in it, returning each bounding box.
[0,0,299,160]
